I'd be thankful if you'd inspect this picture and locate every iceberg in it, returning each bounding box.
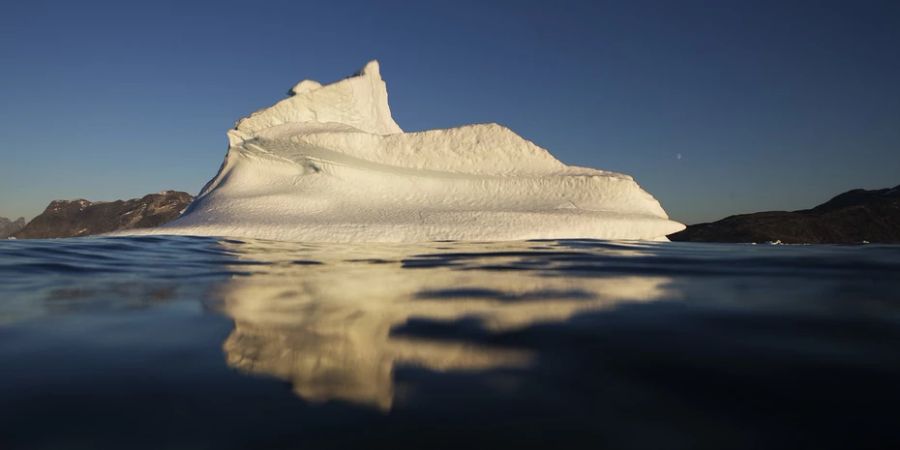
[151,60,684,242]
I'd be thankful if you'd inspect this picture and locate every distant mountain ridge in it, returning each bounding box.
[669,185,900,244]
[10,186,899,243]
[0,216,26,238]
[13,191,193,239]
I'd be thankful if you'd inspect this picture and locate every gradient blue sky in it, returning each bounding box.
[1,0,898,224]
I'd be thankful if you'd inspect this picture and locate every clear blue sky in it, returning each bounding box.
[1,0,898,224]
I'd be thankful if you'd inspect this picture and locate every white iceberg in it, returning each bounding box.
[150,60,684,242]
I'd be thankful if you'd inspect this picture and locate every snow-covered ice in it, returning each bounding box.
[139,60,684,242]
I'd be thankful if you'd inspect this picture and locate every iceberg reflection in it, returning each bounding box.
[214,240,675,411]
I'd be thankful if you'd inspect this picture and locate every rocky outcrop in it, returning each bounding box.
[13,191,193,239]
[669,185,900,244]
[0,216,26,238]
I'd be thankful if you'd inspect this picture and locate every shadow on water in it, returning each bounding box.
[0,236,899,449]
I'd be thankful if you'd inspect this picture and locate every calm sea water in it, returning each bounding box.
[1,236,899,449]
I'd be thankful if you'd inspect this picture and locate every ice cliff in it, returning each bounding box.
[152,60,684,242]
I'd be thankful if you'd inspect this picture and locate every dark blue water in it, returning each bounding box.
[1,236,899,450]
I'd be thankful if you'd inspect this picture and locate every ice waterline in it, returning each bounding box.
[120,61,684,242]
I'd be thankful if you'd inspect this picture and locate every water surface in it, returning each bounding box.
[1,237,899,449]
